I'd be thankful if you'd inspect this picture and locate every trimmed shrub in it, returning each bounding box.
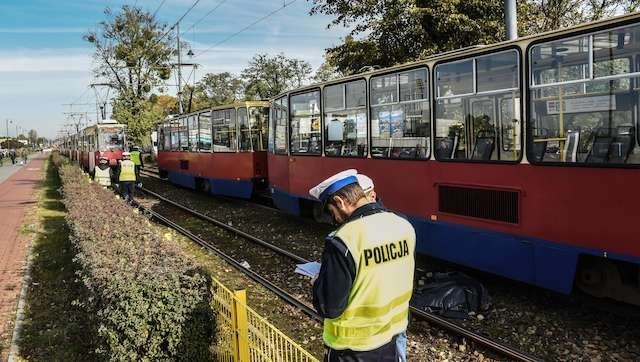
[58,164,214,361]
[50,150,64,168]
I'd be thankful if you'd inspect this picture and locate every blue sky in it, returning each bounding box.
[0,0,349,138]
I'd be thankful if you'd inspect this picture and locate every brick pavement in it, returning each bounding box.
[0,156,45,343]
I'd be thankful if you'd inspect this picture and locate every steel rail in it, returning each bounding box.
[136,185,539,362]
[131,200,321,322]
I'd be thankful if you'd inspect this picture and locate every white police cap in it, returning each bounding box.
[309,169,358,202]
[356,173,374,193]
[122,152,131,156]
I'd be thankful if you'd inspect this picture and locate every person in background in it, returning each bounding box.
[129,146,144,186]
[355,173,406,361]
[9,149,16,165]
[116,152,136,202]
[309,169,416,361]
[93,156,112,187]
[20,148,28,164]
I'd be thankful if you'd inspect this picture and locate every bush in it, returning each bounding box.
[50,150,64,168]
[58,164,213,361]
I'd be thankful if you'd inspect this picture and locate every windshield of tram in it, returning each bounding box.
[98,126,125,151]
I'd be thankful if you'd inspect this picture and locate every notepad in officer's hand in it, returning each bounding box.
[295,262,321,278]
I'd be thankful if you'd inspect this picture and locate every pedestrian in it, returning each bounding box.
[116,152,136,202]
[309,169,416,361]
[9,149,16,165]
[93,156,112,187]
[20,148,28,164]
[355,173,405,359]
[129,146,144,186]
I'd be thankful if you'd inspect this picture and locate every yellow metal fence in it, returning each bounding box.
[211,278,319,362]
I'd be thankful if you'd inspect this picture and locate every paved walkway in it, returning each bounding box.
[0,156,45,343]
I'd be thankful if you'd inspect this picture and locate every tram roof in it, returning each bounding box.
[168,100,271,120]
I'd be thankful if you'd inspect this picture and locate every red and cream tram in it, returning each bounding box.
[157,101,270,199]
[78,120,126,171]
[268,13,640,304]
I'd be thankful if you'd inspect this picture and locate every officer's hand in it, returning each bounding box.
[309,276,317,285]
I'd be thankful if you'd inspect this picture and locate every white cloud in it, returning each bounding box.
[0,48,93,72]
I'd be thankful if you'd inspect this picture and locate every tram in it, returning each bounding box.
[156,101,270,198]
[268,13,640,305]
[78,120,126,172]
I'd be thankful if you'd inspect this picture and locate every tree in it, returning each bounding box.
[312,0,426,74]
[84,6,177,144]
[1,140,24,149]
[191,72,244,109]
[313,55,345,83]
[311,0,636,74]
[113,95,164,146]
[28,129,37,146]
[522,0,632,34]
[241,53,312,100]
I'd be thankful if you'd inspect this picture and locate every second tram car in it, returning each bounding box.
[267,13,640,305]
[157,101,270,199]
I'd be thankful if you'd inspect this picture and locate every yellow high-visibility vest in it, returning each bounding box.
[94,166,111,186]
[119,160,136,182]
[130,151,142,166]
[323,211,415,351]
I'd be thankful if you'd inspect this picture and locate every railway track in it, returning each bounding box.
[134,180,538,362]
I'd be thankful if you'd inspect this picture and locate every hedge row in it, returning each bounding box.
[58,162,214,361]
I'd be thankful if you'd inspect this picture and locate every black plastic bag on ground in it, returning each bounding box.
[411,272,491,319]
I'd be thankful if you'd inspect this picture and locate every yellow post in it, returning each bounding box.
[232,290,250,362]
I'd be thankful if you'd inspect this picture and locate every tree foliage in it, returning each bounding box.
[112,93,164,145]
[84,6,177,144]
[241,53,312,99]
[311,0,637,74]
[313,54,346,83]
[189,72,244,110]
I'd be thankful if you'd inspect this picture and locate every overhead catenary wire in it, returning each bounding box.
[152,0,167,17]
[194,0,298,58]
[182,0,228,34]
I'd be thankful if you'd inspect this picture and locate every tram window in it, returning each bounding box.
[273,97,288,155]
[248,106,269,151]
[324,80,367,157]
[212,108,237,152]
[188,115,198,152]
[179,118,189,151]
[290,90,321,155]
[435,50,521,162]
[400,69,428,102]
[170,120,180,151]
[476,51,519,92]
[370,74,397,105]
[531,36,589,86]
[529,23,640,165]
[238,108,251,151]
[198,112,212,151]
[436,59,473,97]
[324,84,345,110]
[370,69,430,159]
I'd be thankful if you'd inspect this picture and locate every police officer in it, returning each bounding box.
[129,146,144,185]
[309,169,416,361]
[93,156,112,187]
[116,152,136,202]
